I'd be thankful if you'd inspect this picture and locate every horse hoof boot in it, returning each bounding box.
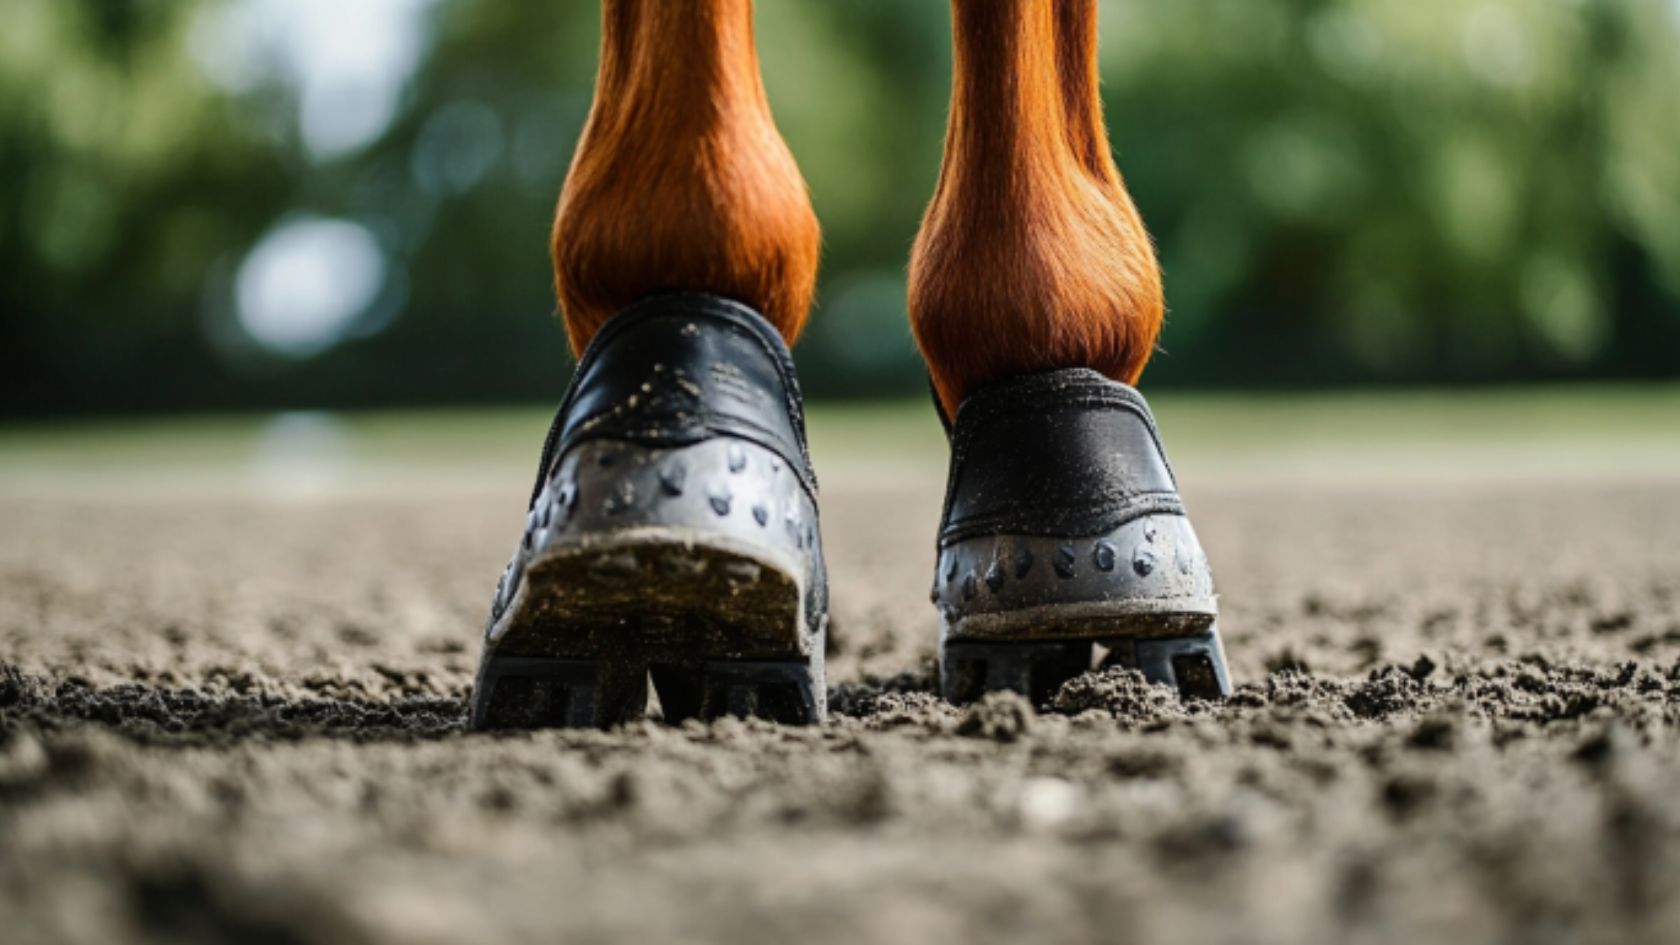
[472,294,828,730]
[931,369,1229,705]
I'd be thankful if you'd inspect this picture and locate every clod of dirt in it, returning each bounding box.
[1104,747,1184,780]
[1405,714,1458,751]
[1380,771,1438,819]
[1249,668,1354,709]
[0,663,38,709]
[827,667,938,720]
[1344,665,1431,719]
[830,681,954,729]
[864,691,953,729]
[1051,668,1184,719]
[956,691,1033,741]
[1572,723,1634,771]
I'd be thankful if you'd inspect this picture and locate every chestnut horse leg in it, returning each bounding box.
[909,0,1164,418]
[552,0,820,352]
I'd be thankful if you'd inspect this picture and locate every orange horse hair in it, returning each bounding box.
[552,0,820,352]
[909,0,1165,417]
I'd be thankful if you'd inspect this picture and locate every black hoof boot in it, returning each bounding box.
[931,369,1229,705]
[471,294,828,730]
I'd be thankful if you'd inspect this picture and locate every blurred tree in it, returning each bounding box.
[0,0,294,414]
[1,0,1677,418]
[1102,0,1680,384]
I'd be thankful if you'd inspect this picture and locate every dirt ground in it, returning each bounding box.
[3,408,1679,945]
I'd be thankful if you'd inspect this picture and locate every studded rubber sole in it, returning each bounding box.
[933,520,1227,705]
[471,528,824,729]
[940,626,1230,706]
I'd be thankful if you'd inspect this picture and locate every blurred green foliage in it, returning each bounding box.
[2,0,1678,418]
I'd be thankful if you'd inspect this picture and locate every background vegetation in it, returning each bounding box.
[3,0,1678,418]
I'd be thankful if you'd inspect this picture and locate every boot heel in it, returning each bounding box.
[938,625,1231,706]
[652,654,826,725]
[472,656,649,730]
[939,639,1091,706]
[1100,627,1231,700]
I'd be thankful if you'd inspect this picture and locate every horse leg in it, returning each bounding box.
[552,0,820,351]
[910,0,1163,418]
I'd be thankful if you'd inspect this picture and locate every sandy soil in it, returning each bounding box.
[3,457,1680,944]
